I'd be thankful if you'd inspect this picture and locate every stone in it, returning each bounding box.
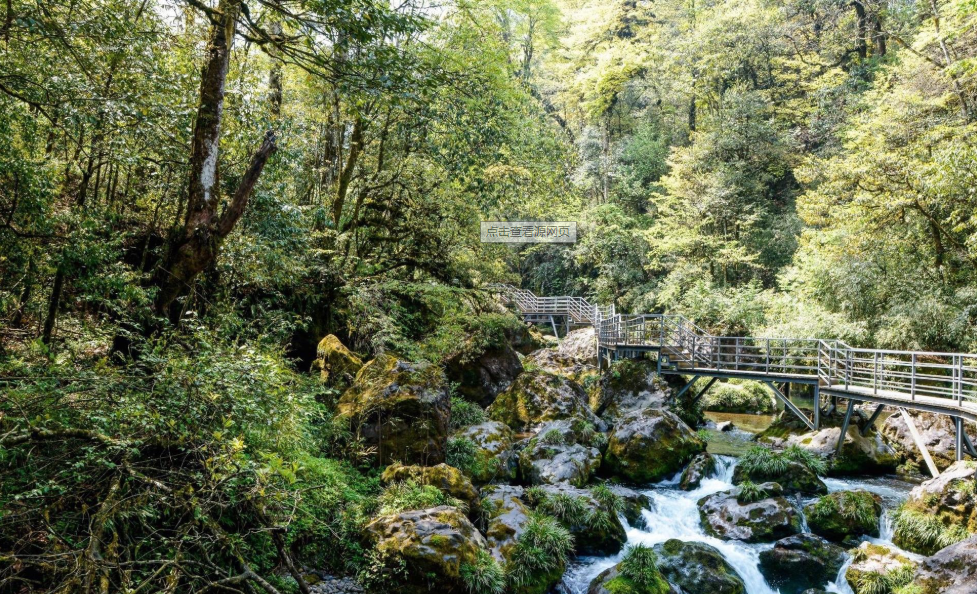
[602,408,705,484]
[338,354,449,466]
[445,341,523,407]
[487,370,604,433]
[479,485,531,562]
[914,535,977,594]
[454,421,517,483]
[380,463,479,508]
[605,484,652,528]
[524,348,599,387]
[717,421,734,432]
[533,483,627,556]
[313,335,363,386]
[586,563,676,594]
[804,490,882,544]
[892,460,977,555]
[592,359,670,422]
[844,542,916,593]
[732,460,827,496]
[653,539,746,594]
[758,533,846,594]
[882,410,975,472]
[698,483,803,543]
[680,453,717,491]
[517,419,604,487]
[505,323,547,355]
[363,506,489,594]
[760,417,901,477]
[556,326,598,364]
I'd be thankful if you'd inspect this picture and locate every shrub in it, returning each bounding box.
[446,435,481,475]
[536,492,589,526]
[540,428,565,445]
[506,514,574,590]
[451,395,488,430]
[739,444,827,478]
[377,479,464,514]
[619,544,660,585]
[736,480,769,504]
[461,549,506,594]
[855,563,916,594]
[892,505,972,555]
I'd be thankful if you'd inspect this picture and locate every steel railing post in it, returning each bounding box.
[911,353,916,401]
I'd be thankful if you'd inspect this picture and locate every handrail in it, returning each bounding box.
[489,284,977,407]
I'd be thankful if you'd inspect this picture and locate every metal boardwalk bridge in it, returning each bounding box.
[491,285,977,474]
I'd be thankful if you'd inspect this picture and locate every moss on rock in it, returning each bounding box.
[313,334,363,386]
[381,463,479,508]
[602,408,705,484]
[487,370,602,433]
[804,490,882,544]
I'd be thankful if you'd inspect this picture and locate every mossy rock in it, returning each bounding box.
[844,542,916,593]
[732,460,827,496]
[587,564,675,594]
[914,535,977,593]
[593,359,669,422]
[804,490,882,544]
[454,421,517,484]
[517,419,604,487]
[602,408,705,484]
[531,483,627,556]
[680,453,717,491]
[479,485,531,563]
[892,460,977,555]
[653,539,746,594]
[487,369,602,433]
[363,506,489,594]
[445,342,523,407]
[758,533,846,594]
[698,483,803,543]
[338,354,450,466]
[313,334,363,386]
[381,463,479,507]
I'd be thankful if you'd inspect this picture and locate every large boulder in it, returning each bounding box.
[732,460,827,496]
[487,370,603,433]
[338,354,449,466]
[556,326,598,364]
[882,410,975,472]
[479,485,531,562]
[593,359,670,422]
[313,334,363,386]
[504,323,547,355]
[524,349,599,387]
[653,539,746,594]
[844,542,916,593]
[680,453,717,491]
[531,483,627,555]
[602,409,705,484]
[380,463,479,508]
[453,421,517,484]
[517,420,602,487]
[445,342,523,407]
[804,490,882,544]
[364,506,489,594]
[758,533,846,594]
[698,483,803,543]
[893,460,977,555]
[914,535,977,594]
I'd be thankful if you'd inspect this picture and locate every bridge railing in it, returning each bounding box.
[491,284,977,406]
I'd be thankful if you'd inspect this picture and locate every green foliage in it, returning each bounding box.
[739,445,827,478]
[855,564,917,594]
[461,549,506,594]
[505,513,574,591]
[377,479,465,515]
[892,505,973,555]
[619,544,663,589]
[536,493,590,526]
[702,380,776,414]
[451,396,488,430]
[736,480,769,504]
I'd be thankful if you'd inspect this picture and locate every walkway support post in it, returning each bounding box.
[861,404,886,436]
[900,407,941,478]
[956,417,965,461]
[764,381,815,430]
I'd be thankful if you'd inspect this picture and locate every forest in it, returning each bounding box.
[2,0,977,593]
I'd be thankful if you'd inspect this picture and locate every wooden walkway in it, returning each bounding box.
[492,285,977,469]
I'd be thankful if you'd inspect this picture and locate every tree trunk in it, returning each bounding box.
[151,0,277,324]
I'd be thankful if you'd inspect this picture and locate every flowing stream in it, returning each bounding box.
[562,457,919,594]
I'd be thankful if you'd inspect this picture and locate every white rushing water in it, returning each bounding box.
[562,457,917,594]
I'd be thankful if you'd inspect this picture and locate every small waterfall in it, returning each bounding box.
[879,508,894,541]
[827,556,855,594]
